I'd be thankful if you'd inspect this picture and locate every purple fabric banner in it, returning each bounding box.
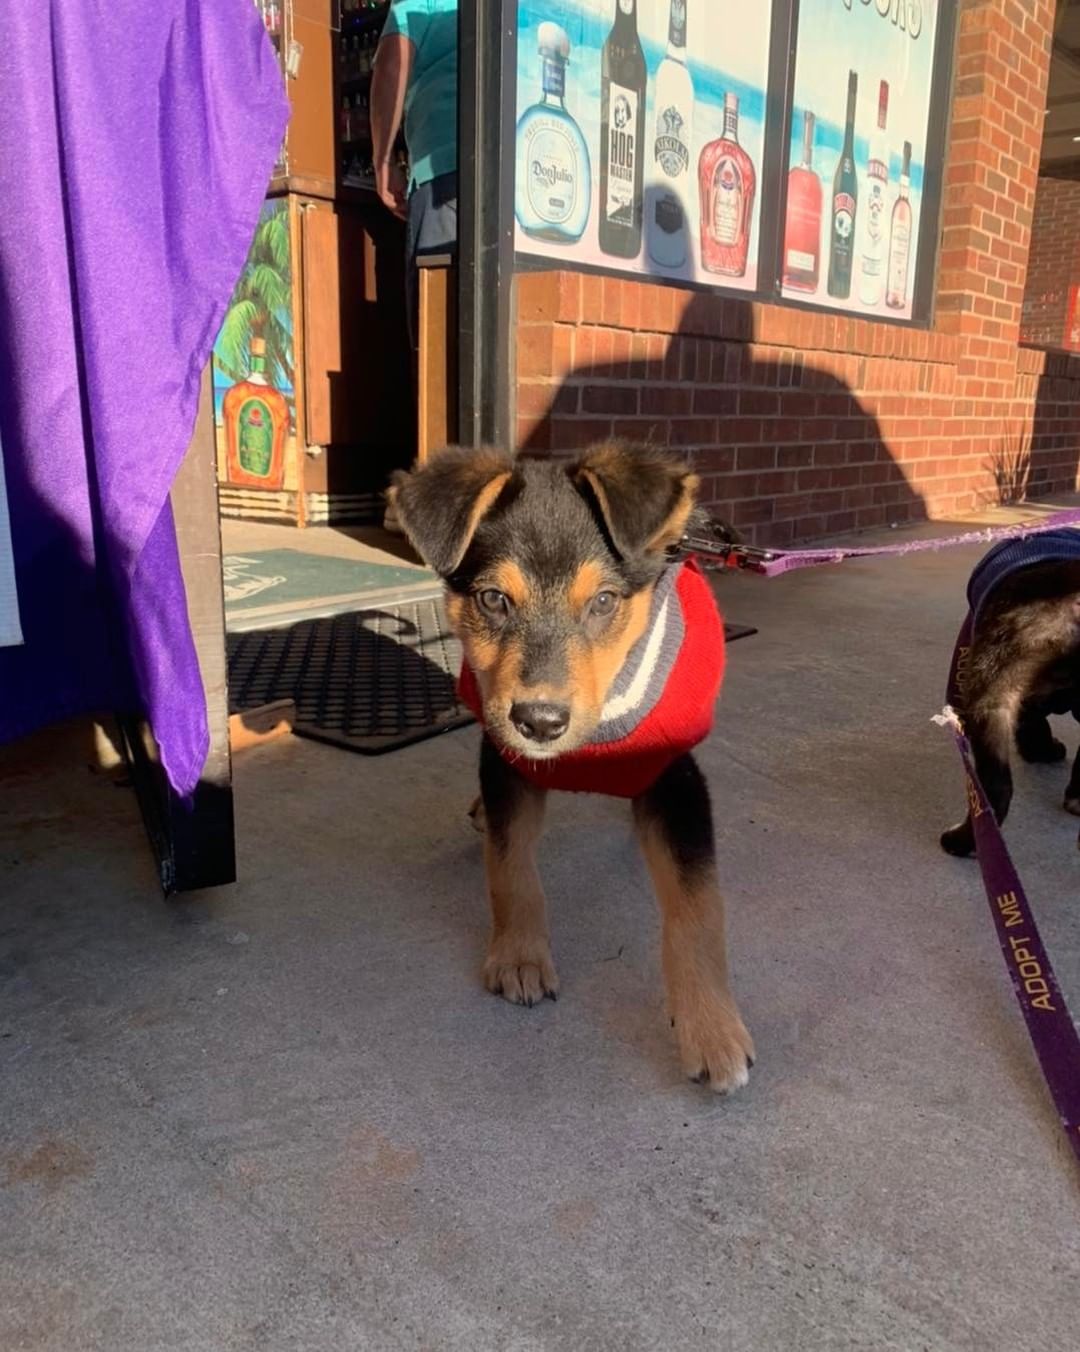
[0,1,288,793]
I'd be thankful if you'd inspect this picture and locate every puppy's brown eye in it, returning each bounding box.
[591,590,617,617]
[477,589,510,617]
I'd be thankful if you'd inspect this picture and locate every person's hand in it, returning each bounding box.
[375,158,407,220]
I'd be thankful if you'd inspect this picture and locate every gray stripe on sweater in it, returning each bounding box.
[587,565,685,746]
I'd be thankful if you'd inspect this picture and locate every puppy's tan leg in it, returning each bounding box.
[479,736,558,1006]
[634,755,753,1094]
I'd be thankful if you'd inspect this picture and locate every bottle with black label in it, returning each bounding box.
[828,70,859,301]
[599,0,646,259]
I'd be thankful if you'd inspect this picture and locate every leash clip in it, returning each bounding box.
[680,526,776,574]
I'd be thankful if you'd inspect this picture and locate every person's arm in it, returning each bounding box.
[371,33,414,219]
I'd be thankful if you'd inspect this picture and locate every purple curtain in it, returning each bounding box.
[0,1,288,794]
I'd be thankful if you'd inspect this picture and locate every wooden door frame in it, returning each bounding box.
[120,364,236,895]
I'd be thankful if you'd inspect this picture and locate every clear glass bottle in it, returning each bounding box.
[698,92,756,278]
[859,80,890,306]
[886,140,913,310]
[646,0,693,270]
[515,23,591,246]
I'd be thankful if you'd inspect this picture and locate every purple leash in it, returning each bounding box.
[684,506,1080,577]
[685,506,1080,1171]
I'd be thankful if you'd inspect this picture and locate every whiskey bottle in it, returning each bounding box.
[646,0,693,270]
[885,140,913,310]
[599,0,647,259]
[698,92,756,278]
[858,80,890,306]
[223,336,289,489]
[515,23,592,246]
[783,110,822,293]
[827,70,858,300]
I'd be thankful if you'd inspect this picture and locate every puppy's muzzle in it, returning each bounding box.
[509,701,570,745]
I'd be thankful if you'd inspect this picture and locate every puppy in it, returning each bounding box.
[940,528,1080,856]
[391,442,753,1093]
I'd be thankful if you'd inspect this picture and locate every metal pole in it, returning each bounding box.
[457,0,516,448]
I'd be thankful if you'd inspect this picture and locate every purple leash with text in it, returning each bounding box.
[686,506,1080,1170]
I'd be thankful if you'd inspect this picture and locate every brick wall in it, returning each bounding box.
[514,0,1080,546]
[1021,176,1080,348]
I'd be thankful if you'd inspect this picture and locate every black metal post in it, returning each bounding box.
[458,0,516,448]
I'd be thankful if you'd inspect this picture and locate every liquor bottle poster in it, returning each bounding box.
[212,198,298,492]
[513,0,774,290]
[782,0,941,321]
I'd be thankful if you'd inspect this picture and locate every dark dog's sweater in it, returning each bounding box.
[458,559,725,798]
[967,529,1080,629]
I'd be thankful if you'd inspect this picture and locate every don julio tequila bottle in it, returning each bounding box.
[515,24,591,245]
[859,80,890,306]
[783,110,822,292]
[646,0,693,270]
[698,92,756,278]
[599,0,647,259]
[827,70,858,300]
[886,140,913,310]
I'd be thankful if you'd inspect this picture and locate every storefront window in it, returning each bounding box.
[510,0,953,328]
[1020,4,1080,353]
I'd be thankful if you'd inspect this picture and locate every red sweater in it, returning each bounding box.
[458,559,725,798]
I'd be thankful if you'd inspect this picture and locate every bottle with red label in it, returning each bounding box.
[224,336,289,490]
[782,109,822,292]
[698,92,756,278]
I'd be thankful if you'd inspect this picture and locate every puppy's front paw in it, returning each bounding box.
[940,820,975,857]
[483,934,559,1007]
[1064,793,1080,818]
[672,997,754,1095]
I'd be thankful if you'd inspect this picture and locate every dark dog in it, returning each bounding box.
[391,442,753,1093]
[941,530,1080,857]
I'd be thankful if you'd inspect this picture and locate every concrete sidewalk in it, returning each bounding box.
[2,511,1079,1350]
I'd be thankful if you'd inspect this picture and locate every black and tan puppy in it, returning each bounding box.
[391,442,753,1093]
[941,529,1080,856]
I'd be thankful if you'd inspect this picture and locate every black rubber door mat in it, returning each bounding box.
[227,597,473,755]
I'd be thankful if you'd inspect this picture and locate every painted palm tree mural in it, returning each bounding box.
[213,200,296,492]
[215,201,294,397]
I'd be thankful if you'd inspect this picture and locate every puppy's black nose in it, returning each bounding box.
[510,701,570,744]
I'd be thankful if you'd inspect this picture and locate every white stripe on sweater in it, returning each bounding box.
[599,595,671,725]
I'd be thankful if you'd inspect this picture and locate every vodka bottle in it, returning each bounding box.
[646,0,693,270]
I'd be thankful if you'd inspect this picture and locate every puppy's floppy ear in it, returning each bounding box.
[573,441,699,557]
[390,446,514,575]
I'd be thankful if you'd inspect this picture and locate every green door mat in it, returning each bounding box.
[224,550,437,619]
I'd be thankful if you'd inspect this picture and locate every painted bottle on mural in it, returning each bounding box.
[828,70,858,301]
[224,336,288,489]
[515,23,591,245]
[886,141,913,310]
[783,110,823,293]
[599,0,647,259]
[698,92,756,278]
[858,80,890,306]
[646,0,693,270]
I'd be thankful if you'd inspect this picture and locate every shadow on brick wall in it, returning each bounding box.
[518,290,928,548]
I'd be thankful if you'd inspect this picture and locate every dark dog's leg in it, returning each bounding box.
[1064,743,1080,821]
[1015,700,1066,763]
[941,707,1015,856]
[478,735,557,1005]
[633,754,753,1094]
